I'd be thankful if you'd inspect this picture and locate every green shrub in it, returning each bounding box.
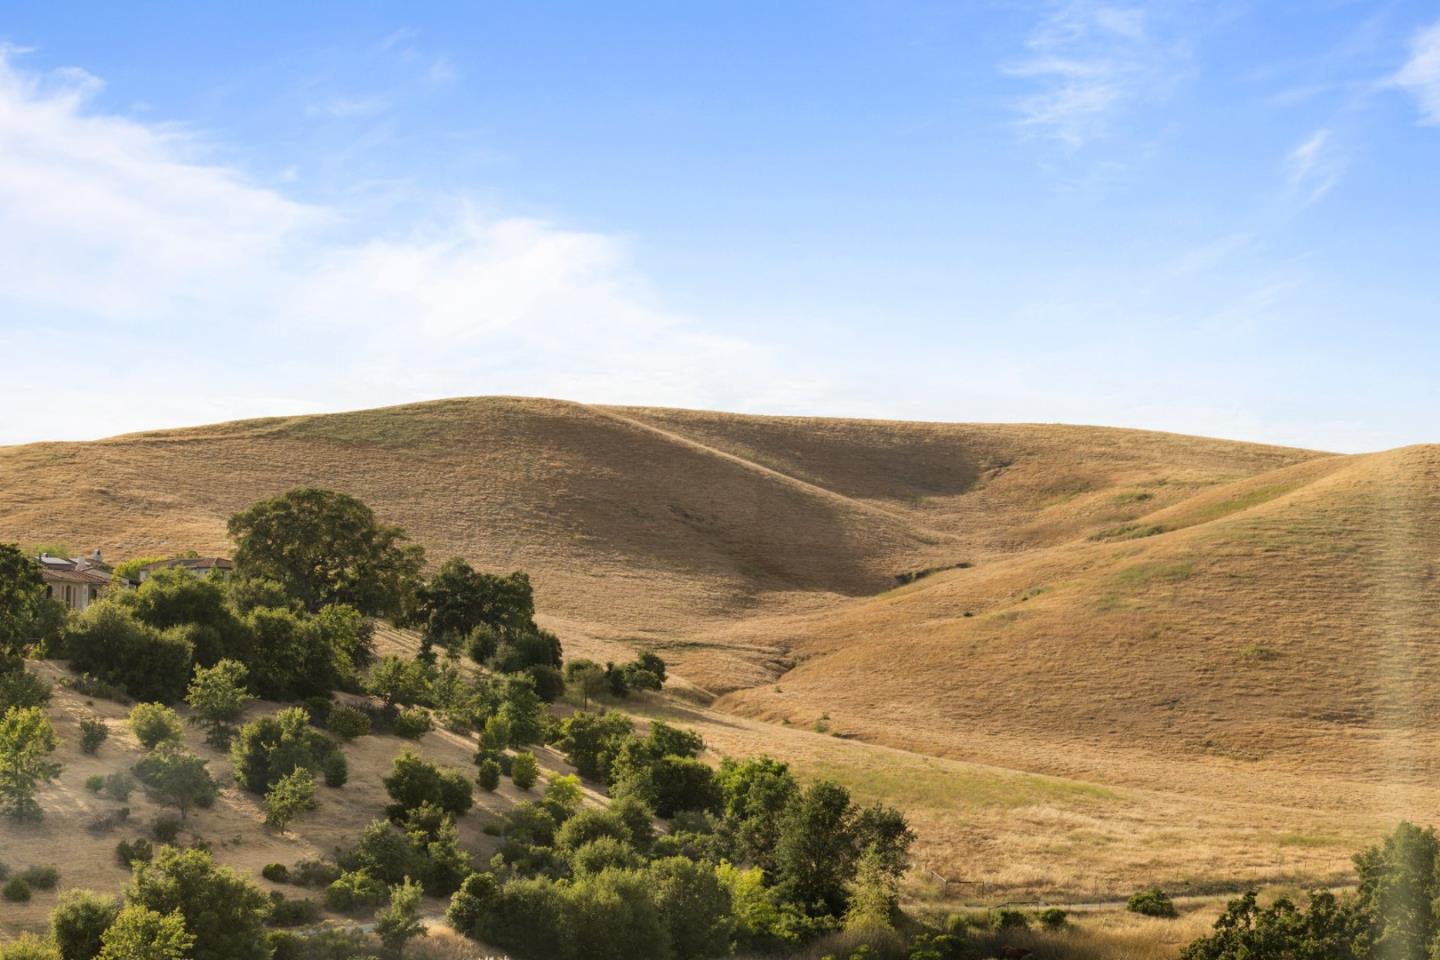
[290,860,340,889]
[151,815,182,843]
[230,707,343,795]
[990,908,1029,930]
[115,838,153,867]
[382,751,472,820]
[60,674,130,705]
[78,717,108,755]
[1128,888,1177,918]
[391,706,433,740]
[266,892,323,928]
[321,752,347,788]
[511,751,539,790]
[66,604,193,704]
[301,696,333,726]
[0,933,58,960]
[1038,907,1068,929]
[323,869,386,914]
[133,745,218,816]
[84,774,105,794]
[50,889,119,960]
[127,702,183,749]
[19,866,58,890]
[262,863,290,884]
[325,706,371,740]
[477,759,501,792]
[104,772,134,802]
[3,876,31,902]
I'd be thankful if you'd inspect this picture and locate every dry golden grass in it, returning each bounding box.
[3,397,1436,925]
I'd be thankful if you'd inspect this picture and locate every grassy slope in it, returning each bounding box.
[5,397,1437,904]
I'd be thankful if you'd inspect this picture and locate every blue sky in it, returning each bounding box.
[3,2,1438,451]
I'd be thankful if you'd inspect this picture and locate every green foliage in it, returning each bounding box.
[19,866,59,890]
[649,856,735,960]
[364,656,430,708]
[617,754,720,819]
[391,706,433,740]
[152,814,182,842]
[0,657,52,712]
[339,812,471,897]
[497,674,545,746]
[0,543,65,656]
[571,837,642,875]
[544,774,584,819]
[510,751,539,790]
[479,714,510,752]
[114,568,252,667]
[774,780,860,918]
[374,877,426,958]
[78,717,108,755]
[1181,889,1362,960]
[50,889,119,960]
[242,605,353,702]
[476,758,501,792]
[1038,907,1068,930]
[1128,888,1178,918]
[113,556,168,584]
[417,559,536,653]
[96,905,194,960]
[563,659,607,709]
[382,751,473,820]
[230,707,342,795]
[717,755,799,872]
[85,774,105,794]
[265,893,322,928]
[558,710,633,782]
[0,934,61,960]
[65,603,193,704]
[104,772,134,802]
[265,769,318,832]
[490,626,563,675]
[133,745,217,817]
[128,703,184,749]
[844,849,899,933]
[185,659,252,747]
[0,705,61,820]
[126,845,272,960]
[261,863,289,883]
[324,870,387,914]
[115,838,154,868]
[228,487,424,618]
[3,876,32,901]
[321,751,348,788]
[325,705,371,740]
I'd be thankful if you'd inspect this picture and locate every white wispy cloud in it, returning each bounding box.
[0,52,820,443]
[305,95,392,119]
[1391,19,1440,124]
[1285,128,1344,202]
[1003,1,1190,148]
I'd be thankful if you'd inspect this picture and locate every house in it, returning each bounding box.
[136,556,235,582]
[35,552,109,612]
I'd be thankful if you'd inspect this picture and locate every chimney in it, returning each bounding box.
[92,548,103,562]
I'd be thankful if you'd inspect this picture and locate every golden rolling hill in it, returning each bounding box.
[4,396,1438,901]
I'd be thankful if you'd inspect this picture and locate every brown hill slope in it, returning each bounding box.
[0,397,1318,689]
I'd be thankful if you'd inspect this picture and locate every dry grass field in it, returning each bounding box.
[2,396,1437,920]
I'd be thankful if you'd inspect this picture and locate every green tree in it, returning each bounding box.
[132,745,217,818]
[65,604,193,704]
[1180,889,1363,960]
[716,755,799,875]
[773,780,859,917]
[227,488,424,617]
[1354,821,1439,960]
[558,711,634,782]
[0,934,62,960]
[0,544,64,657]
[375,877,426,959]
[184,659,252,747]
[843,848,898,933]
[126,846,270,960]
[649,857,734,960]
[510,751,539,790]
[96,905,193,960]
[563,660,607,710]
[0,705,61,820]
[127,703,184,750]
[230,706,341,794]
[382,751,473,819]
[364,656,431,708]
[416,559,536,651]
[567,868,670,960]
[497,674,545,745]
[476,758,501,792]
[265,768,318,832]
[50,889,119,960]
[115,567,253,666]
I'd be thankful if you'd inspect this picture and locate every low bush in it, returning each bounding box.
[105,772,135,802]
[128,702,184,749]
[18,866,58,890]
[511,752,539,790]
[391,707,434,740]
[323,869,387,914]
[50,890,119,960]
[262,863,290,883]
[477,759,501,792]
[61,674,130,704]
[79,717,109,755]
[321,752,348,788]
[84,774,105,794]
[267,892,323,927]
[325,706,371,740]
[115,837,154,867]
[1128,888,1178,918]
[2,877,31,902]
[291,860,341,889]
[1037,907,1068,929]
[301,696,333,726]
[151,815,183,843]
[991,908,1030,930]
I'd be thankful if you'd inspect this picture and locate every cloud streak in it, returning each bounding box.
[1391,19,1440,124]
[1003,1,1190,148]
[0,52,819,443]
